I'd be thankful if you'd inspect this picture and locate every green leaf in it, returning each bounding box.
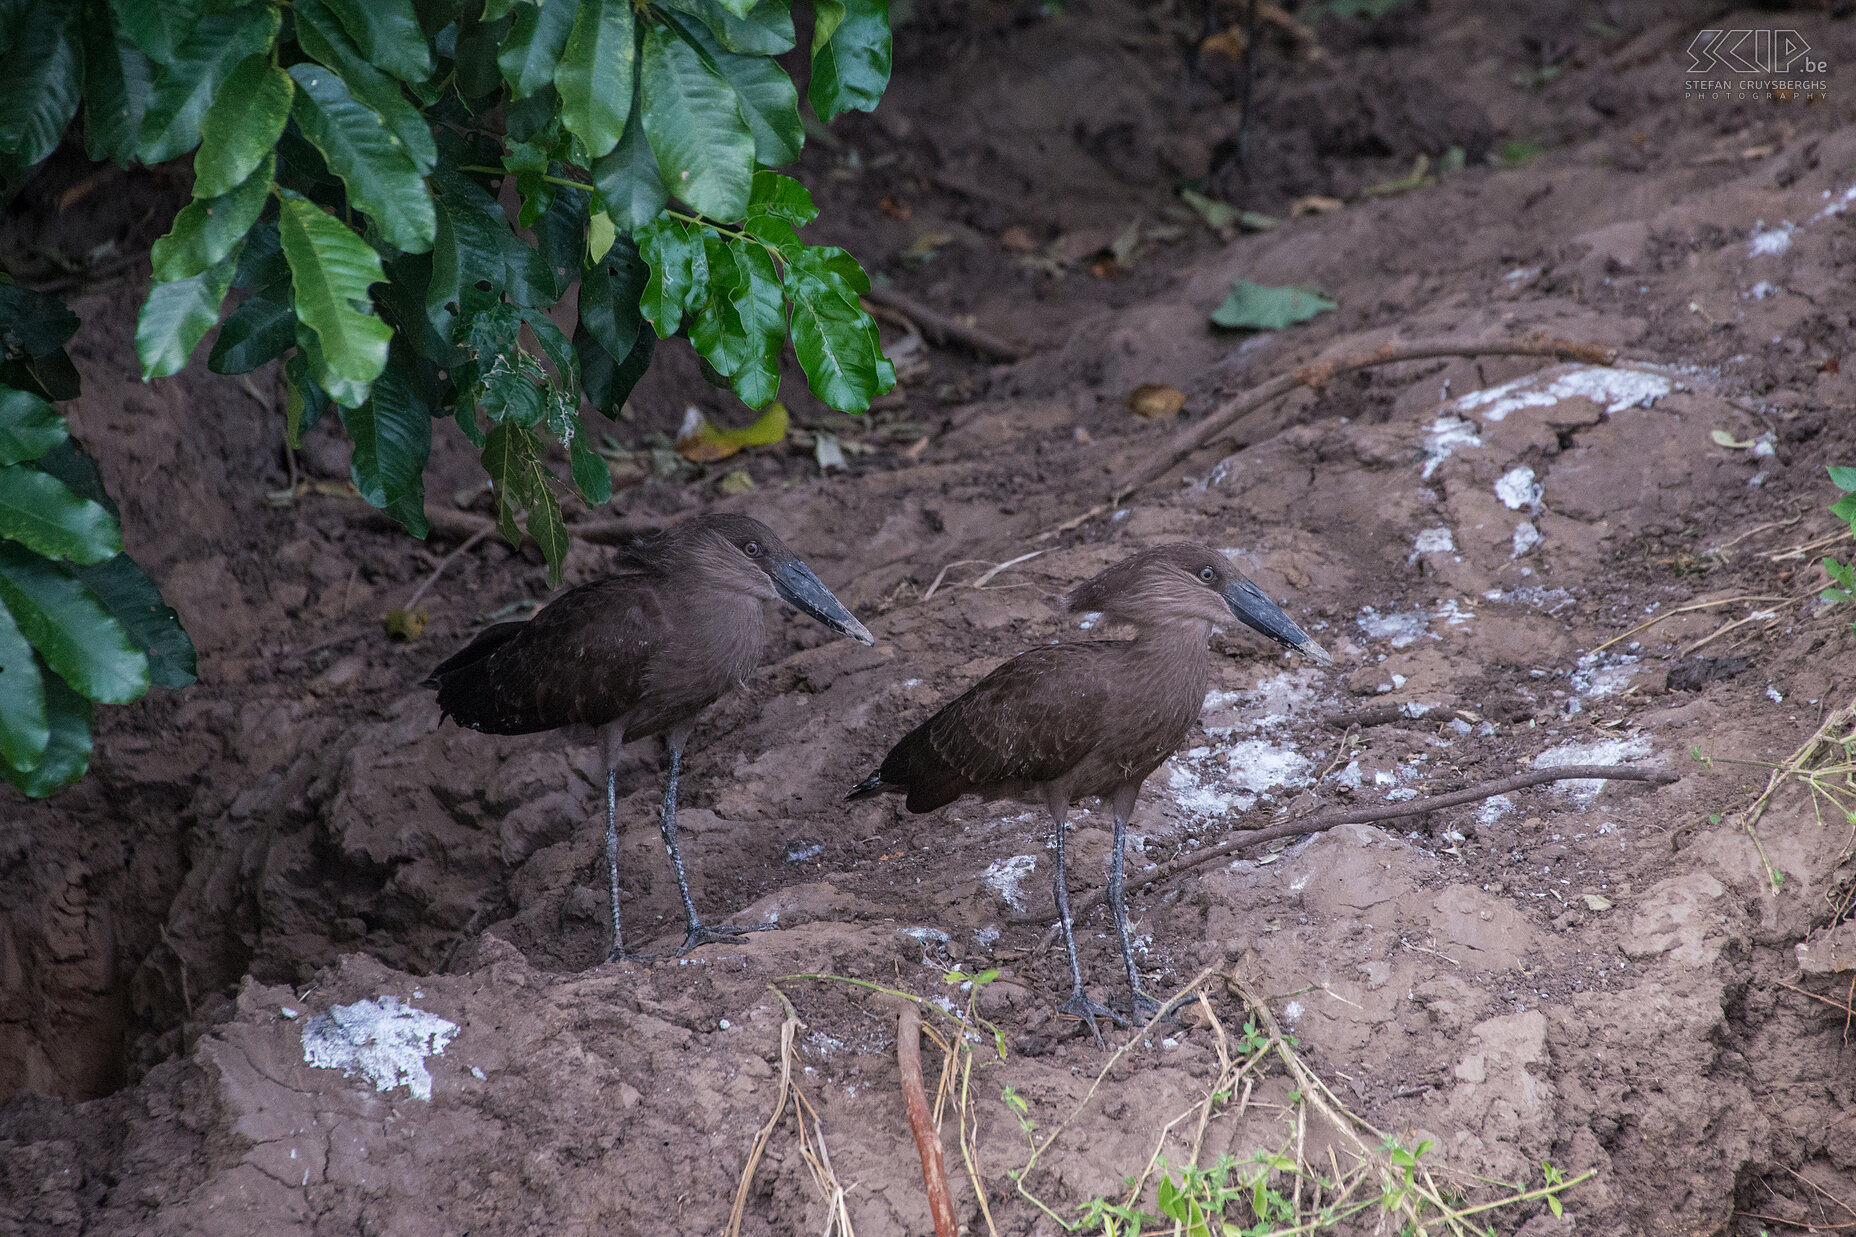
[499,0,575,99]
[137,5,281,165]
[554,0,634,158]
[0,389,68,466]
[0,541,147,704]
[81,17,155,167]
[786,268,882,412]
[293,0,439,173]
[533,181,590,300]
[340,354,431,536]
[808,0,890,122]
[1829,465,1856,493]
[481,418,538,543]
[527,481,568,586]
[636,215,707,337]
[576,320,653,417]
[289,64,436,253]
[0,466,121,564]
[725,241,784,407]
[0,0,82,171]
[0,662,90,796]
[1209,280,1337,330]
[135,247,240,380]
[425,173,510,350]
[578,234,649,363]
[481,0,520,18]
[284,351,331,445]
[66,553,196,690]
[587,210,616,263]
[659,0,795,55]
[639,26,755,221]
[1832,493,1856,525]
[590,103,668,230]
[568,415,611,504]
[278,192,392,406]
[674,15,801,166]
[320,0,434,84]
[0,593,47,773]
[0,285,79,359]
[748,169,817,225]
[193,57,293,199]
[208,294,297,375]
[108,0,202,64]
[151,151,274,283]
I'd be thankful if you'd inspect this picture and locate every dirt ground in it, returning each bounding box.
[7,2,1856,1233]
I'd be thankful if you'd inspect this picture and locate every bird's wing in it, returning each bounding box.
[881,646,1113,805]
[431,578,666,733]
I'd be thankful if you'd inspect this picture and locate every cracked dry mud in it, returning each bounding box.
[6,3,1856,1234]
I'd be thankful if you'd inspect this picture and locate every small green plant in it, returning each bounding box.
[1820,466,1856,631]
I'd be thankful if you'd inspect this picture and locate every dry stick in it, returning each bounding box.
[861,285,1029,362]
[355,501,670,546]
[896,1003,959,1237]
[724,986,803,1237]
[1012,764,1678,925]
[401,525,490,615]
[1589,593,1792,654]
[1112,334,1619,504]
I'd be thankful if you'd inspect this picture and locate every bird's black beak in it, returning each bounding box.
[1222,578,1332,665]
[773,560,875,645]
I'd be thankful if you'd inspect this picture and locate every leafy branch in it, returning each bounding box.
[0,0,896,792]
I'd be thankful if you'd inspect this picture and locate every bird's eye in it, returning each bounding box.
[1199,567,1216,582]
[744,541,761,558]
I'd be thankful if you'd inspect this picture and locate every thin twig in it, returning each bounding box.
[1013,765,1678,924]
[1589,593,1793,654]
[1114,334,1620,502]
[725,987,803,1237]
[897,1003,959,1237]
[401,525,491,615]
[862,286,1029,362]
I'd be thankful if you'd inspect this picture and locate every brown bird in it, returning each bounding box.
[849,544,1329,1042]
[426,513,873,959]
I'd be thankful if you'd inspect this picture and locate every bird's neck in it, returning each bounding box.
[1123,618,1213,691]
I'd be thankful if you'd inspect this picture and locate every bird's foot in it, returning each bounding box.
[1125,988,1178,1025]
[677,920,779,954]
[1057,990,1127,1048]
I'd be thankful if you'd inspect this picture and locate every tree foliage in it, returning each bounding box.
[0,281,197,795]
[0,0,894,794]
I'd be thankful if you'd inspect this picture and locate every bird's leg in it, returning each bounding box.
[603,765,629,963]
[1049,800,1124,1047]
[1109,806,1166,1022]
[657,743,775,954]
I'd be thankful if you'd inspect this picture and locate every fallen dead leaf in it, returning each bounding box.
[1126,383,1186,418]
[717,469,756,494]
[676,403,790,463]
[878,195,912,219]
[999,225,1038,252]
[1582,894,1613,912]
[1290,195,1344,216]
[1201,27,1245,59]
[385,608,428,640]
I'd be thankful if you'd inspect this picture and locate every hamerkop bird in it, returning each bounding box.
[849,544,1329,1042]
[426,513,873,958]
